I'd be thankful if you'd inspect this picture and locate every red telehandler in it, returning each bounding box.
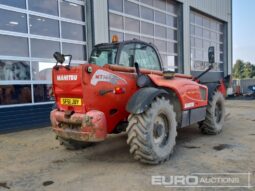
[51,37,226,164]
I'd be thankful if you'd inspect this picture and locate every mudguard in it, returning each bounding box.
[148,74,208,110]
[126,87,168,114]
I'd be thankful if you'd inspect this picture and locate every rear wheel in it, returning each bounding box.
[126,97,177,164]
[199,91,225,135]
[57,136,93,150]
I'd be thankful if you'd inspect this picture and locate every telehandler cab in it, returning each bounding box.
[50,37,226,164]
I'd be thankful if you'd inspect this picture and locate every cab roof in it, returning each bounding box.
[94,39,158,50]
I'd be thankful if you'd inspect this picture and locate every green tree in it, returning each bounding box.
[243,62,253,78]
[232,60,245,79]
[252,64,255,77]
[232,60,255,79]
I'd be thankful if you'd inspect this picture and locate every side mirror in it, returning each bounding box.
[193,47,215,81]
[53,52,65,64]
[208,46,215,64]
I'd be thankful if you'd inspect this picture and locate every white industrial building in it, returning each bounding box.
[0,0,232,132]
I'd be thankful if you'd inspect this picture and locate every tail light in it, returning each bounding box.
[99,87,126,95]
[113,87,125,94]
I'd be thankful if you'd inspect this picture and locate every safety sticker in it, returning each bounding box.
[184,102,195,109]
[91,69,127,86]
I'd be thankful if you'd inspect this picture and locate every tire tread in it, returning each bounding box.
[126,97,177,164]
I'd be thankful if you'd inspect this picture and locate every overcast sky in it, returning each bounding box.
[233,0,255,64]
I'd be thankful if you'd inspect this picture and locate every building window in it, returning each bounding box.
[29,15,60,38]
[0,85,32,105]
[31,39,60,58]
[190,11,224,72]
[33,84,53,103]
[60,0,85,21]
[0,60,30,80]
[62,43,86,60]
[61,22,86,41]
[108,0,180,69]
[0,35,29,57]
[32,61,55,81]
[0,0,26,9]
[0,0,87,107]
[28,0,59,16]
[0,9,27,33]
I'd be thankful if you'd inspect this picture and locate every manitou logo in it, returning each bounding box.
[91,70,127,86]
[57,75,78,81]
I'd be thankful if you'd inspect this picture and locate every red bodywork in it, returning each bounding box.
[51,63,208,142]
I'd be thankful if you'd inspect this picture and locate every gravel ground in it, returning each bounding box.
[0,99,254,191]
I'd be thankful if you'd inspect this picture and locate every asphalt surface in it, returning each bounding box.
[0,99,254,191]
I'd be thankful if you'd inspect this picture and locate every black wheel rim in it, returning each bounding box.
[153,113,169,147]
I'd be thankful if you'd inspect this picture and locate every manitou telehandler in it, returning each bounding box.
[50,36,227,164]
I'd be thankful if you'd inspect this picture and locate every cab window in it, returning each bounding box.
[89,46,117,66]
[134,43,161,70]
[119,43,135,67]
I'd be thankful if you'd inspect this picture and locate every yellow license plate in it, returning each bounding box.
[60,98,82,106]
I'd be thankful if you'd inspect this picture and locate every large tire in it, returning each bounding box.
[200,91,226,135]
[58,136,93,150]
[126,97,177,164]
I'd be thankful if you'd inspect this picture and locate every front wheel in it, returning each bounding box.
[126,97,177,164]
[199,91,226,135]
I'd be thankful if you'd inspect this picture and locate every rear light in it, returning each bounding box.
[99,87,125,95]
[113,87,125,94]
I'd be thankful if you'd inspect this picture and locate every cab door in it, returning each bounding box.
[117,43,136,67]
[133,43,162,71]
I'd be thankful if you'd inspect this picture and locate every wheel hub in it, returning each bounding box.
[215,101,223,123]
[153,114,169,146]
[154,124,164,138]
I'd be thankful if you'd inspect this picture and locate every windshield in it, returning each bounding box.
[89,46,118,66]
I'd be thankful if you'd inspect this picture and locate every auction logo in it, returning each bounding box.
[151,173,252,188]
